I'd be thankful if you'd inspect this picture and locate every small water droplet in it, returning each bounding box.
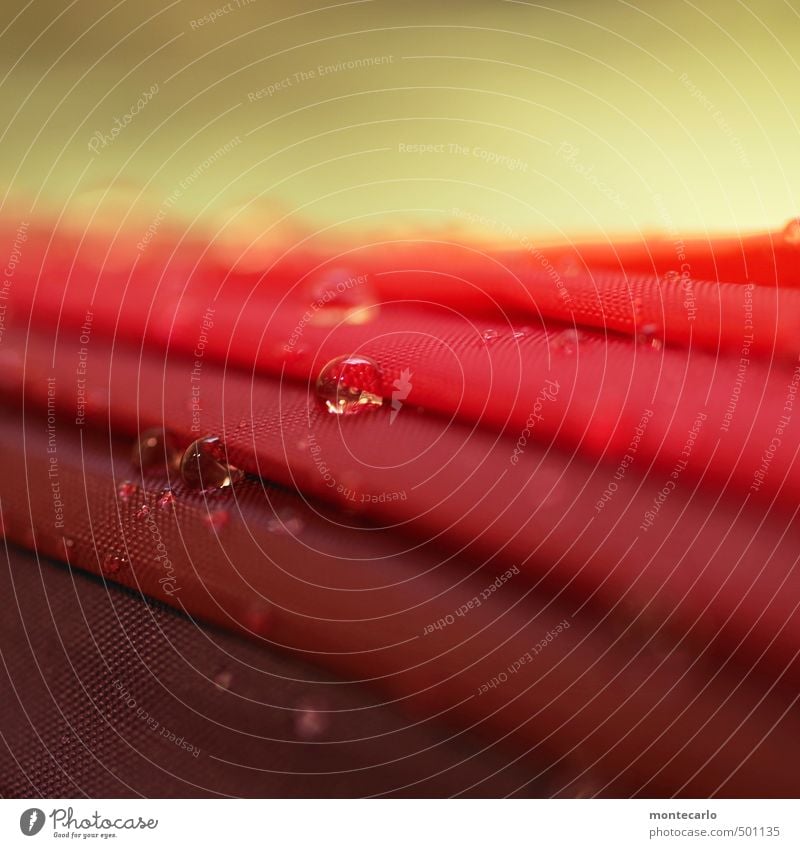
[481,328,499,343]
[63,537,75,549]
[132,428,181,472]
[101,552,128,575]
[661,270,681,285]
[315,355,384,416]
[512,328,529,340]
[266,509,304,536]
[136,504,151,520]
[636,323,662,350]
[293,698,329,741]
[203,509,230,533]
[117,481,136,502]
[550,328,582,355]
[180,436,243,490]
[783,218,800,245]
[213,669,234,690]
[157,489,176,509]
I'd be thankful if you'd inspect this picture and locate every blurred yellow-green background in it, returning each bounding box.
[1,0,798,246]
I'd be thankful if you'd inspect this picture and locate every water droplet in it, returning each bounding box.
[306,268,376,327]
[132,428,181,472]
[63,537,75,550]
[512,328,529,340]
[101,552,128,575]
[661,270,681,285]
[203,509,230,533]
[157,489,176,510]
[136,504,151,520]
[213,669,234,690]
[293,698,329,741]
[315,355,384,416]
[481,328,499,343]
[180,436,243,490]
[550,329,582,355]
[783,218,800,245]
[116,481,136,502]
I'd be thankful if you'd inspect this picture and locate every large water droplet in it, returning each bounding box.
[315,355,384,415]
[136,504,151,520]
[180,437,243,490]
[132,428,181,472]
[783,218,800,245]
[481,328,499,344]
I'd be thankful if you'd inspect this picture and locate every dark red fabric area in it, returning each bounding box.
[1,407,799,797]
[0,546,554,798]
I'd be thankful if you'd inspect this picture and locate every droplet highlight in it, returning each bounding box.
[315,355,384,416]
